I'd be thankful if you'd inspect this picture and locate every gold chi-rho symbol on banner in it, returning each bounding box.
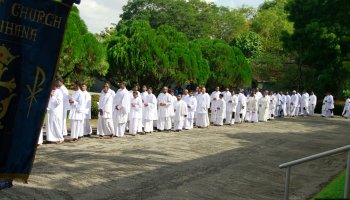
[26,67,46,118]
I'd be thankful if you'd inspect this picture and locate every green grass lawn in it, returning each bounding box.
[312,170,350,199]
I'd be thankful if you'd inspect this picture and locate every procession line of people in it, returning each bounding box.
[38,81,348,145]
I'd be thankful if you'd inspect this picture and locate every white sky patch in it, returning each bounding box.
[77,0,264,34]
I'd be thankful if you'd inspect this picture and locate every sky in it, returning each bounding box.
[77,0,265,34]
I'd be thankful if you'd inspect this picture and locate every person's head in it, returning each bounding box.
[119,81,127,89]
[103,82,110,93]
[184,89,189,95]
[226,87,230,92]
[263,90,268,97]
[56,78,64,87]
[177,94,182,101]
[231,90,235,95]
[142,85,147,92]
[132,85,139,92]
[195,86,200,92]
[189,91,194,97]
[250,92,255,97]
[292,90,296,95]
[215,86,220,92]
[147,87,153,94]
[133,91,138,98]
[81,83,87,91]
[52,82,58,90]
[311,91,314,95]
[269,91,273,95]
[285,91,289,95]
[326,91,331,95]
[170,90,175,96]
[256,87,260,92]
[163,87,168,94]
[73,81,80,91]
[219,94,224,99]
[201,87,207,93]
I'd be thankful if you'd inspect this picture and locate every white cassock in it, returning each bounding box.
[275,93,281,116]
[81,90,92,136]
[245,96,258,123]
[157,92,173,131]
[258,96,270,122]
[290,94,299,117]
[285,95,291,116]
[321,96,327,117]
[300,93,310,116]
[46,89,64,142]
[256,92,262,100]
[210,91,221,123]
[69,89,85,139]
[342,98,350,118]
[296,93,302,116]
[222,91,231,119]
[269,95,277,119]
[309,94,317,116]
[113,88,131,137]
[38,128,43,145]
[171,95,177,124]
[324,95,334,117]
[215,98,226,125]
[183,96,197,130]
[235,93,247,123]
[279,95,287,117]
[173,99,188,130]
[59,84,69,136]
[129,96,143,135]
[225,95,238,125]
[143,93,158,133]
[195,93,211,127]
[97,89,115,136]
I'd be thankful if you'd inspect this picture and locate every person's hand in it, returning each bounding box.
[115,105,120,110]
[213,98,217,101]
[144,103,148,107]
[69,99,74,104]
[132,104,135,107]
[99,109,103,116]
[184,115,187,118]
[229,100,232,103]
[50,93,54,97]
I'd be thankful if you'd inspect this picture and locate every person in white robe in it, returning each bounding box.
[296,92,302,116]
[342,97,350,119]
[46,85,64,143]
[324,92,335,118]
[129,92,143,135]
[290,90,299,117]
[128,85,142,132]
[57,78,69,136]
[269,91,277,120]
[210,86,221,123]
[143,88,158,133]
[245,92,258,123]
[68,82,85,141]
[309,91,317,116]
[235,89,247,123]
[321,95,327,117]
[170,90,177,126]
[195,87,211,128]
[225,91,238,125]
[182,89,190,102]
[113,82,131,137]
[38,127,43,146]
[194,86,200,97]
[81,83,92,137]
[157,87,173,132]
[278,92,287,117]
[214,94,226,126]
[300,91,310,116]
[258,91,270,122]
[285,92,291,117]
[183,91,197,130]
[97,82,115,137]
[274,92,281,117]
[173,94,188,131]
[255,88,263,100]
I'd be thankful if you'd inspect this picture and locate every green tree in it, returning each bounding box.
[58,6,108,86]
[231,32,264,58]
[284,0,350,95]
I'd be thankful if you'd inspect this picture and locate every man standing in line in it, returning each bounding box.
[196,87,211,128]
[157,87,173,132]
[285,91,291,117]
[69,81,85,142]
[235,89,247,123]
[290,90,299,117]
[225,90,238,125]
[214,94,226,126]
[81,83,92,137]
[183,91,197,130]
[113,82,131,137]
[173,94,188,132]
[324,92,335,118]
[97,82,115,137]
[210,86,221,123]
[57,78,69,136]
[309,91,317,116]
[46,83,64,144]
[300,90,310,116]
[258,91,270,122]
[129,91,143,136]
[143,87,158,133]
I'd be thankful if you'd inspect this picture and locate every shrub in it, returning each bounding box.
[91,94,99,119]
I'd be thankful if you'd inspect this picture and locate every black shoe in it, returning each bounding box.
[0,180,13,191]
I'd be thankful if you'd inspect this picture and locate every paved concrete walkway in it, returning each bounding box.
[1,116,350,200]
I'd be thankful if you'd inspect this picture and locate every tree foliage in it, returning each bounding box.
[58,6,109,86]
[284,0,350,96]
